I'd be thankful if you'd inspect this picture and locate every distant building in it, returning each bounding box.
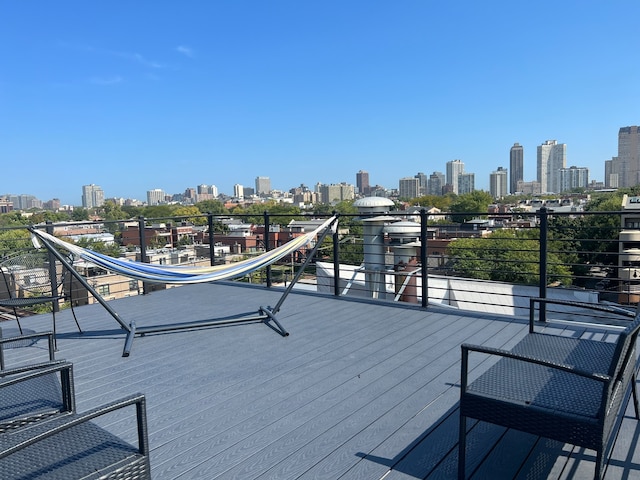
[82,184,105,209]
[490,167,508,199]
[458,173,475,194]
[446,159,465,194]
[414,172,428,196]
[517,180,542,195]
[255,176,271,196]
[509,143,524,194]
[398,177,420,199]
[428,172,445,196]
[560,166,589,192]
[233,184,244,199]
[146,188,166,206]
[537,140,566,194]
[605,158,618,188]
[317,183,355,204]
[356,170,370,195]
[0,197,13,213]
[609,126,640,188]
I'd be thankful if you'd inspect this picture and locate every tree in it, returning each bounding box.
[173,206,206,226]
[100,200,130,222]
[195,200,228,215]
[0,229,32,256]
[71,208,90,221]
[448,229,573,286]
[75,237,122,257]
[449,191,494,222]
[412,194,454,211]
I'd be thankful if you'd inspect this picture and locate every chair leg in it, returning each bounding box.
[13,307,23,334]
[632,372,640,420]
[459,414,467,480]
[51,309,58,351]
[595,449,603,480]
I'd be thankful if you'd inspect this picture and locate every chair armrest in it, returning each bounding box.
[460,343,611,391]
[0,331,56,370]
[0,361,72,385]
[529,297,635,333]
[0,393,148,459]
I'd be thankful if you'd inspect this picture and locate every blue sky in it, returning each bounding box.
[1,1,639,206]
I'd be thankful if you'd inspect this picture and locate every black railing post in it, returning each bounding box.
[264,211,272,288]
[207,213,215,266]
[420,209,429,308]
[332,212,340,297]
[138,216,150,295]
[45,221,60,313]
[539,207,548,322]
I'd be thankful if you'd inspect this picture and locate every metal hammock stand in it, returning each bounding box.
[29,217,337,357]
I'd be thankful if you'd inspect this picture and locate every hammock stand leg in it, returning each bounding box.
[30,229,136,357]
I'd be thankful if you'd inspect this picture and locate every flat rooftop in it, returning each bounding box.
[2,282,640,479]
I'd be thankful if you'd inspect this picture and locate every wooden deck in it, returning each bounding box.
[2,282,640,479]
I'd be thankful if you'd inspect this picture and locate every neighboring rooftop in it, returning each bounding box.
[2,282,640,479]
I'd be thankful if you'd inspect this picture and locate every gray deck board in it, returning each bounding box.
[1,281,639,479]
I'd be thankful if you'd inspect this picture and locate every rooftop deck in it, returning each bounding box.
[2,282,640,479]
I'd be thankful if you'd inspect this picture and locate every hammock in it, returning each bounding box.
[28,216,338,357]
[31,216,337,284]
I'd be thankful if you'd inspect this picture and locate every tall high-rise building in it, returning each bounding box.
[610,126,640,188]
[398,177,420,199]
[414,172,428,196]
[537,140,566,194]
[605,157,619,188]
[146,188,166,206]
[446,159,464,194]
[509,143,524,194]
[356,170,370,195]
[428,172,445,196]
[560,166,589,192]
[82,184,105,209]
[233,184,244,199]
[458,173,475,194]
[490,167,508,199]
[255,176,271,196]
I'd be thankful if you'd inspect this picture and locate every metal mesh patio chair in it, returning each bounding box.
[0,393,150,479]
[0,251,81,344]
[459,300,640,480]
[0,361,75,434]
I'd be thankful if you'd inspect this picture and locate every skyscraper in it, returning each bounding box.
[490,167,508,199]
[428,172,445,196]
[446,159,464,194]
[398,177,420,199]
[255,176,271,196]
[82,184,105,209]
[146,188,165,206]
[611,126,640,188]
[560,166,589,192]
[537,140,566,194]
[356,170,370,195]
[509,143,524,194]
[458,173,475,195]
[414,172,428,196]
[233,184,244,199]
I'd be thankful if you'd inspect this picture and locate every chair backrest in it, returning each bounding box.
[608,309,640,381]
[0,252,63,299]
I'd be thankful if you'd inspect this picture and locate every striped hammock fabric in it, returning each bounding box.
[31,216,337,284]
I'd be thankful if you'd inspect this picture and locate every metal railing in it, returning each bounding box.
[0,207,635,321]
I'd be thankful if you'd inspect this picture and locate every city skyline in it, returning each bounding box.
[2,2,639,205]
